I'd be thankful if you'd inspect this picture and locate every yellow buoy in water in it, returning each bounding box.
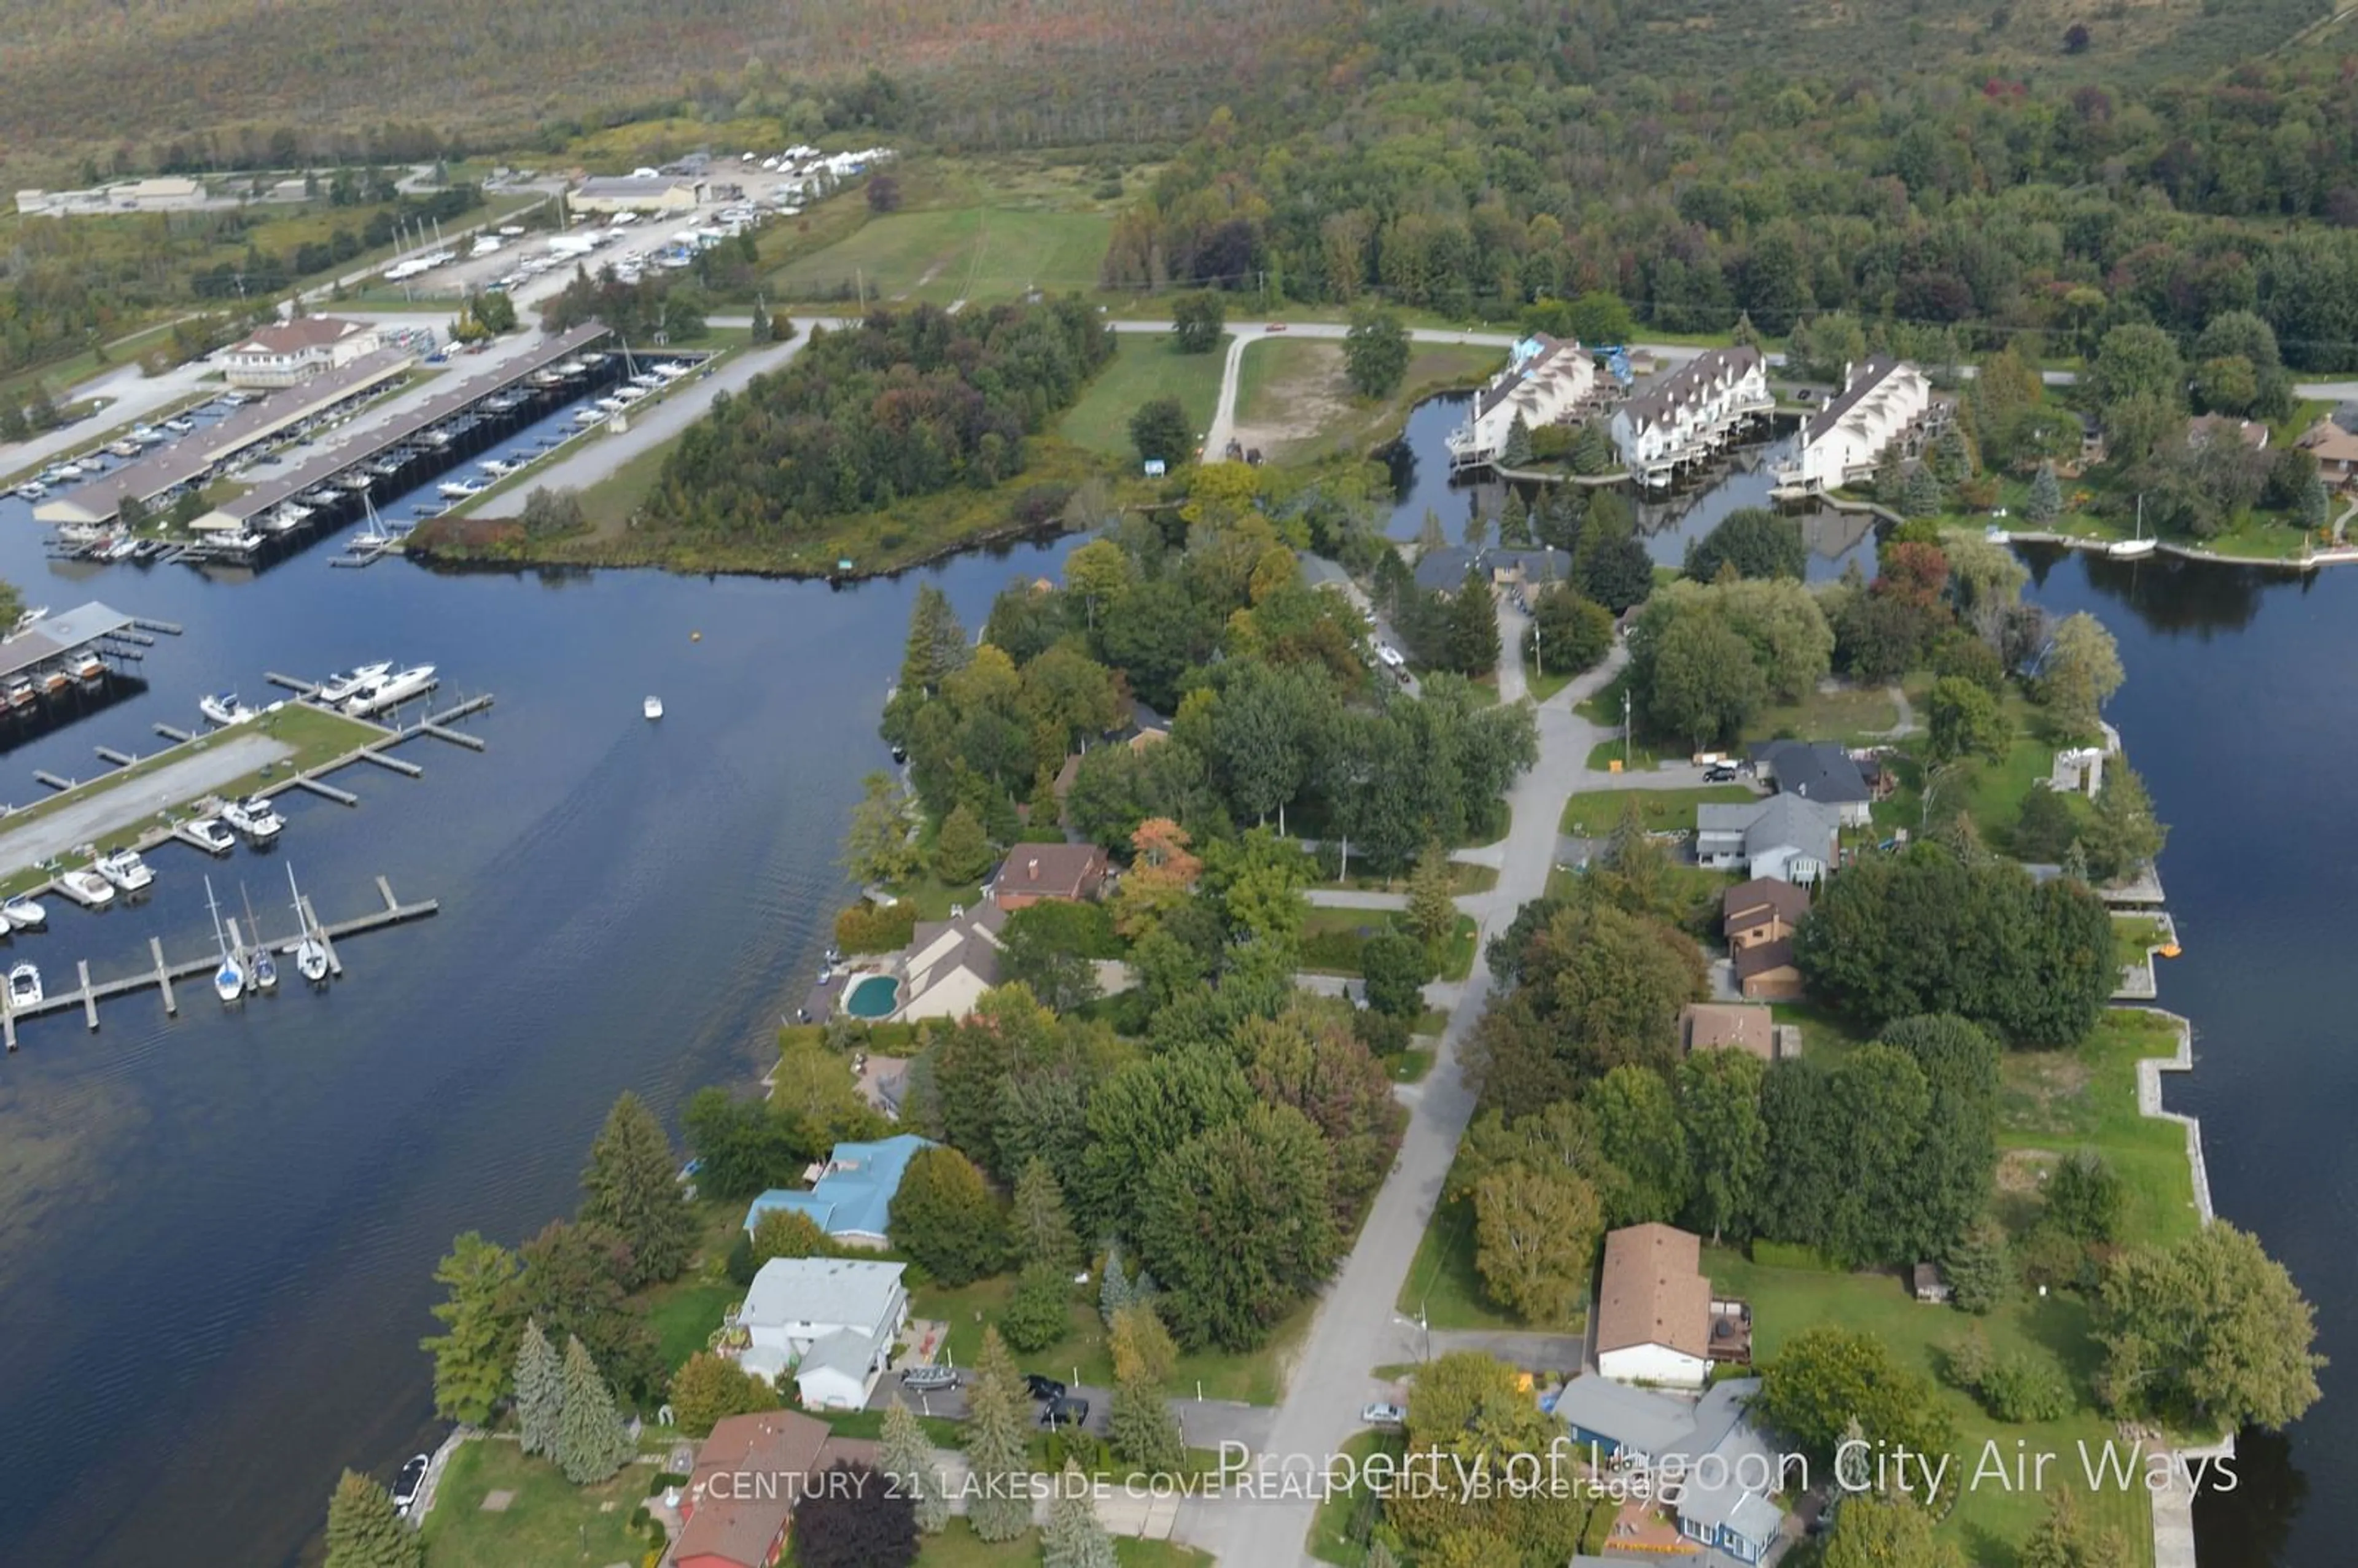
[2159,942,2182,959]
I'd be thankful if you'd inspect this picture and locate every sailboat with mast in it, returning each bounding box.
[2107,494,2157,559]
[287,864,329,984]
[240,885,278,992]
[205,876,244,1003]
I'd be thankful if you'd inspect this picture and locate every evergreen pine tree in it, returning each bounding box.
[2301,473,2332,535]
[1873,444,1908,506]
[961,1328,1033,1542]
[1365,1543,1403,1568]
[1501,411,1534,467]
[514,1317,564,1457]
[2027,462,2063,526]
[931,803,994,885]
[1012,1159,1083,1273]
[1461,498,1490,551]
[1447,565,1501,673]
[1944,1217,2012,1315]
[898,585,972,695]
[1903,462,1945,519]
[1099,1244,1134,1325]
[1499,488,1531,546]
[1417,508,1447,555]
[2061,837,2091,885]
[1571,421,1614,477]
[580,1092,696,1287]
[324,1469,424,1568]
[1109,1369,1185,1474]
[555,1335,633,1485]
[748,300,772,344]
[1041,1462,1119,1568]
[879,1396,948,1534]
[1404,841,1457,953]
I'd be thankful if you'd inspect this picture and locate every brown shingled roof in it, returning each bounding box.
[674,1410,832,1568]
[1723,877,1809,934]
[1595,1223,1712,1362]
[1732,936,1799,982]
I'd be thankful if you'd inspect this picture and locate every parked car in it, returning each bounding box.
[1024,1374,1067,1403]
[901,1365,962,1392]
[391,1454,430,1515]
[1266,322,1288,332]
[1702,766,1738,783]
[1040,1396,1091,1429]
[1361,1403,1406,1427]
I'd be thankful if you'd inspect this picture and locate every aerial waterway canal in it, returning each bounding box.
[0,385,2346,1564]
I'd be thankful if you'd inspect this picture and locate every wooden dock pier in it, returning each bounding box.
[264,672,319,696]
[356,750,424,777]
[33,771,71,791]
[0,877,435,1044]
[153,722,190,742]
[287,775,360,806]
[94,745,134,767]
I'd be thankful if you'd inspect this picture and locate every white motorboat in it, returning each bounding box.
[344,664,437,716]
[221,795,284,845]
[7,961,41,1009]
[183,817,236,856]
[200,692,255,726]
[14,481,45,501]
[1,894,46,930]
[479,458,514,478]
[644,695,663,720]
[205,877,242,1004]
[287,864,329,984]
[316,662,392,704]
[95,848,154,893]
[573,406,607,425]
[55,867,114,907]
[436,478,484,499]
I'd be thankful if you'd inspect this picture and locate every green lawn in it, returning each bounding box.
[1744,682,1901,745]
[1585,736,1664,772]
[1327,862,1496,896]
[1996,1008,2201,1250]
[1768,1001,1872,1066]
[1309,1429,1399,1566]
[2112,913,2168,970]
[1557,783,1757,837]
[1232,338,1506,467]
[418,1437,660,1568]
[914,1275,1302,1404]
[1059,333,1230,459]
[644,1279,736,1372]
[1709,1249,2154,1565]
[769,206,1112,306]
[1436,913,1479,983]
[1397,1172,1563,1335]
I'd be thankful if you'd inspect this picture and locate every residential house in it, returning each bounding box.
[2187,413,2269,453]
[892,902,1007,1022]
[1773,357,1932,493]
[572,174,706,214]
[737,1257,909,1411]
[990,842,1109,909]
[1552,1376,1788,1566]
[1732,937,1804,1001]
[2299,416,2358,486]
[220,316,386,389]
[1610,347,1773,487]
[1722,878,1808,952]
[671,1410,878,1568]
[1694,794,1842,885]
[1595,1222,1749,1387]
[1748,739,1875,827]
[1678,1002,1776,1062]
[1444,335,1598,471]
[742,1133,934,1248]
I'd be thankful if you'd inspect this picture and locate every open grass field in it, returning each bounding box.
[913,1275,1304,1405]
[1706,1246,2156,1565]
[1231,338,1504,465]
[1996,1007,2201,1250]
[1557,783,1756,837]
[1745,681,1901,746]
[1059,333,1229,459]
[771,205,1112,307]
[418,1437,657,1568]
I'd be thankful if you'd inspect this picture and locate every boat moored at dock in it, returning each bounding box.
[344,664,437,716]
[1,895,46,930]
[55,868,114,907]
[7,962,42,1010]
[220,796,284,845]
[95,848,154,893]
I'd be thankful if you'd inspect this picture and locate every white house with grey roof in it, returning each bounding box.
[1552,1375,1790,1566]
[1445,335,1597,472]
[1696,794,1842,885]
[1773,357,1931,494]
[1611,347,1773,489]
[737,1257,908,1411]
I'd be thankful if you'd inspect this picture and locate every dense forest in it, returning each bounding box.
[642,298,1115,537]
[1105,6,2358,367]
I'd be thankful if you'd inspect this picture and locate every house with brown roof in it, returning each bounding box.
[2299,416,2358,486]
[990,842,1110,909]
[220,316,384,388]
[1722,878,1808,952]
[1679,1003,1776,1062]
[1732,937,1804,1001]
[2188,413,2269,452]
[1595,1223,1749,1388]
[671,1410,878,1568]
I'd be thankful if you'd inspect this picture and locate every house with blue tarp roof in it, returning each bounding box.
[742,1133,934,1248]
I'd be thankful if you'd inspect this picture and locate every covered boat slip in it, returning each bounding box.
[197,322,618,533]
[31,351,419,528]
[0,603,139,685]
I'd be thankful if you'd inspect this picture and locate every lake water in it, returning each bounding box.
[0,392,2349,1564]
[0,441,1076,1564]
[1380,392,1877,581]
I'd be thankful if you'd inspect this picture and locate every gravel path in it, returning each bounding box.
[0,732,290,874]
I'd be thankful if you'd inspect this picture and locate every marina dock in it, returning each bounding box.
[1,875,438,1048]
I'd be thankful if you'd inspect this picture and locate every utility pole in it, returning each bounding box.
[1623,687,1632,770]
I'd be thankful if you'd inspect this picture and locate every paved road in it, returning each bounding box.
[0,729,290,871]
[1177,621,1629,1567]
[1302,889,1408,911]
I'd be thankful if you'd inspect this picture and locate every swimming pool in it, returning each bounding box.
[844,973,899,1019]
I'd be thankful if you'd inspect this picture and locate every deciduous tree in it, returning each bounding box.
[1756,1324,1956,1470]
[889,1145,1006,1286]
[796,1460,919,1568]
[1821,1494,1964,1568]
[1344,303,1410,398]
[668,1349,774,1437]
[1471,1162,1601,1322]
[2095,1222,2324,1432]
[422,1231,519,1425]
[1677,1046,1768,1243]
[1130,396,1193,466]
[1137,1103,1340,1349]
[1927,675,2010,766]
[1170,290,1226,354]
